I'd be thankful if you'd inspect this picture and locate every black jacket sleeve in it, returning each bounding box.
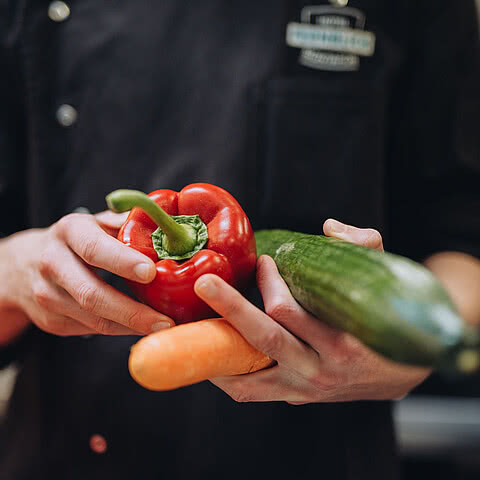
[1,0,27,237]
[387,0,480,262]
[1,0,32,369]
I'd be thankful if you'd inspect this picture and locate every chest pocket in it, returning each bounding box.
[253,74,389,233]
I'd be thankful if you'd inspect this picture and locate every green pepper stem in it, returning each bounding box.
[106,189,196,256]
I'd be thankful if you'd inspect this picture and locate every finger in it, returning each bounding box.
[194,274,319,377]
[40,312,137,337]
[34,281,141,335]
[36,311,96,337]
[256,255,346,354]
[323,218,384,251]
[210,366,309,403]
[49,246,175,334]
[55,213,156,283]
[95,210,129,235]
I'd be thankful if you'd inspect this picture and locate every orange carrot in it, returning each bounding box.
[128,318,273,391]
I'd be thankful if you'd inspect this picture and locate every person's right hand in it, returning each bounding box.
[0,212,174,338]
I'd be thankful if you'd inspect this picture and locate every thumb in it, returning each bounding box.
[94,210,129,236]
[323,218,384,251]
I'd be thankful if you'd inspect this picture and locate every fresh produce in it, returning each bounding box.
[129,319,273,391]
[129,229,480,391]
[106,184,256,323]
[255,230,480,374]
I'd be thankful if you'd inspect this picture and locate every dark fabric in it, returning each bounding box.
[0,0,27,236]
[0,0,479,479]
[387,0,480,262]
[0,325,36,370]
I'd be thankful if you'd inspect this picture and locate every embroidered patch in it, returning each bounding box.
[286,5,376,71]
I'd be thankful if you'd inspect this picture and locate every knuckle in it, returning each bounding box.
[265,300,297,322]
[109,248,133,279]
[38,258,53,278]
[79,237,100,264]
[308,371,340,393]
[124,309,143,331]
[109,250,123,274]
[222,300,241,320]
[54,213,77,236]
[331,331,365,365]
[33,284,53,309]
[259,329,283,358]
[342,333,366,356]
[77,283,101,312]
[229,386,253,403]
[233,392,252,403]
[329,332,354,366]
[38,250,54,277]
[93,317,112,335]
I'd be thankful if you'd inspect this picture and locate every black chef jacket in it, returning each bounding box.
[1,1,480,479]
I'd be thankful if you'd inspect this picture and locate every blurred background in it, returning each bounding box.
[397,4,480,478]
[395,370,480,479]
[1,2,479,479]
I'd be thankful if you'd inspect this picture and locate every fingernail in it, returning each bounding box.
[151,321,172,332]
[195,277,216,298]
[134,263,154,282]
[326,219,347,234]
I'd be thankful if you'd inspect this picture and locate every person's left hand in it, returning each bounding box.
[194,219,431,404]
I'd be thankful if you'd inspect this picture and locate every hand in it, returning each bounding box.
[0,211,174,338]
[194,219,430,403]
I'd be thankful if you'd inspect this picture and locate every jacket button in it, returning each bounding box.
[56,104,78,127]
[48,1,70,22]
[89,434,108,454]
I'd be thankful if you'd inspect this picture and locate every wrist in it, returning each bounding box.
[0,232,34,345]
[0,308,31,347]
[0,235,16,308]
[424,251,480,327]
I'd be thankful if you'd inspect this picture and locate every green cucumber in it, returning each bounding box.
[255,229,480,375]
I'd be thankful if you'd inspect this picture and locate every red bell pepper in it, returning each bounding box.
[106,183,257,323]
